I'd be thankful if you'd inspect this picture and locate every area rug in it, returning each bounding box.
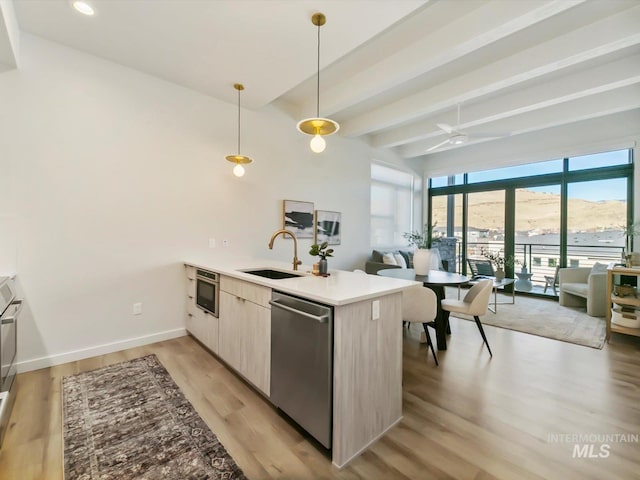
[446,288,606,349]
[63,354,246,480]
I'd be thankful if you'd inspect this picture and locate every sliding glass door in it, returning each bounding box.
[566,177,627,267]
[466,190,505,265]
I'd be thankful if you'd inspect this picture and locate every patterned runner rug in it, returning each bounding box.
[63,354,246,480]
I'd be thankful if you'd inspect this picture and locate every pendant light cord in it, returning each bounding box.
[316,20,320,118]
[237,87,241,154]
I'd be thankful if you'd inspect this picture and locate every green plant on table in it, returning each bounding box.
[403,222,440,249]
[481,247,517,270]
[622,222,640,253]
[309,242,334,260]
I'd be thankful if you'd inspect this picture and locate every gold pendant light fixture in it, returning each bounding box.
[226,83,253,177]
[297,12,339,153]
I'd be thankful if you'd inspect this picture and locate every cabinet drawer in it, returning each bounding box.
[186,307,208,346]
[220,276,271,308]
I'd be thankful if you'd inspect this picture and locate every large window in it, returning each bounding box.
[567,177,627,266]
[568,150,629,171]
[467,190,505,262]
[467,159,563,183]
[371,164,415,247]
[515,185,561,286]
[428,148,633,295]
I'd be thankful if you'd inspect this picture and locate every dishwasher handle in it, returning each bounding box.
[269,299,329,323]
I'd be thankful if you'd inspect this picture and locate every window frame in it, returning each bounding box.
[428,149,634,276]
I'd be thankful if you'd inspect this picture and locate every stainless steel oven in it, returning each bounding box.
[196,269,219,317]
[0,276,21,448]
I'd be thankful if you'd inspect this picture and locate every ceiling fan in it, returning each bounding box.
[426,104,509,152]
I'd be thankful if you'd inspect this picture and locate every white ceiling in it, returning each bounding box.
[5,0,640,161]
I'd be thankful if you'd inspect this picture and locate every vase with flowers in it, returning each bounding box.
[309,241,334,275]
[622,222,640,266]
[481,247,516,281]
[403,223,441,275]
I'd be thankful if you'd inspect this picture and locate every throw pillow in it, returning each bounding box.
[371,250,385,263]
[590,262,607,274]
[382,252,398,265]
[393,253,407,268]
[399,250,413,268]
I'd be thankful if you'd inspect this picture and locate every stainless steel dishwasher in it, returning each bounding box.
[269,291,333,449]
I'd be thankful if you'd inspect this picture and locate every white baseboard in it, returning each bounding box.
[16,328,188,373]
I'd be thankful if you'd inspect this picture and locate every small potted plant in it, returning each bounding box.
[622,222,640,266]
[481,247,516,281]
[309,241,334,275]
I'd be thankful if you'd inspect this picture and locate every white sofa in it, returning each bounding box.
[558,266,607,317]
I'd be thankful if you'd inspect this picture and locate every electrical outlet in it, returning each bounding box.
[222,239,229,247]
[372,300,380,320]
[208,238,216,248]
[133,302,142,315]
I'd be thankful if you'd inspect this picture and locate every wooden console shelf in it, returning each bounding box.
[606,265,640,341]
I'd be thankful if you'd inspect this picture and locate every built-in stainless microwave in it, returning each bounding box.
[196,269,219,317]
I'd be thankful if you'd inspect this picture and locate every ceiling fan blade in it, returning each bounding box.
[436,123,454,134]
[426,138,452,152]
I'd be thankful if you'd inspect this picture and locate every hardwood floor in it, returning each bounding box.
[1,320,639,480]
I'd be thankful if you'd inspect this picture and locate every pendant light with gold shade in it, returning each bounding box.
[226,83,253,177]
[297,12,339,153]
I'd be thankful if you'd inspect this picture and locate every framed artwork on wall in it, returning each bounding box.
[283,200,315,239]
[315,210,341,245]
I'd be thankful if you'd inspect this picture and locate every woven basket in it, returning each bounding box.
[614,284,636,297]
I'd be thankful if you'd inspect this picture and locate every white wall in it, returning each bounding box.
[0,0,20,70]
[0,34,401,371]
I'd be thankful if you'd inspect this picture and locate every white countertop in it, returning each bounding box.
[185,259,420,306]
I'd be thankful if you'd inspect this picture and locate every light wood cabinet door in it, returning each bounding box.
[218,290,271,396]
[207,311,219,354]
[186,307,209,346]
[218,290,241,371]
[238,300,270,396]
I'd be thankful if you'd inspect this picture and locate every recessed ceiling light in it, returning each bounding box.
[72,1,95,16]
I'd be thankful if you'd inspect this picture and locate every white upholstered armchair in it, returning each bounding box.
[558,266,607,317]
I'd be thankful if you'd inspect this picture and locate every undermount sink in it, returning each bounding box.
[241,268,305,280]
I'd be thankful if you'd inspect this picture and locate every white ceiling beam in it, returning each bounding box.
[0,0,20,72]
[340,5,640,137]
[300,0,584,118]
[420,110,640,178]
[400,85,640,158]
[372,53,640,148]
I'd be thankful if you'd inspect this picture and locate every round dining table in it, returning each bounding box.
[377,268,469,350]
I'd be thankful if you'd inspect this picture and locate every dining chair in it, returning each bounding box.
[440,279,493,356]
[467,258,495,277]
[402,286,439,365]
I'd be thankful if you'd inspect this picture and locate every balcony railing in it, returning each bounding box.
[457,241,624,296]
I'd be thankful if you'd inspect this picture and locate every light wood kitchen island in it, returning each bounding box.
[184,260,419,468]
